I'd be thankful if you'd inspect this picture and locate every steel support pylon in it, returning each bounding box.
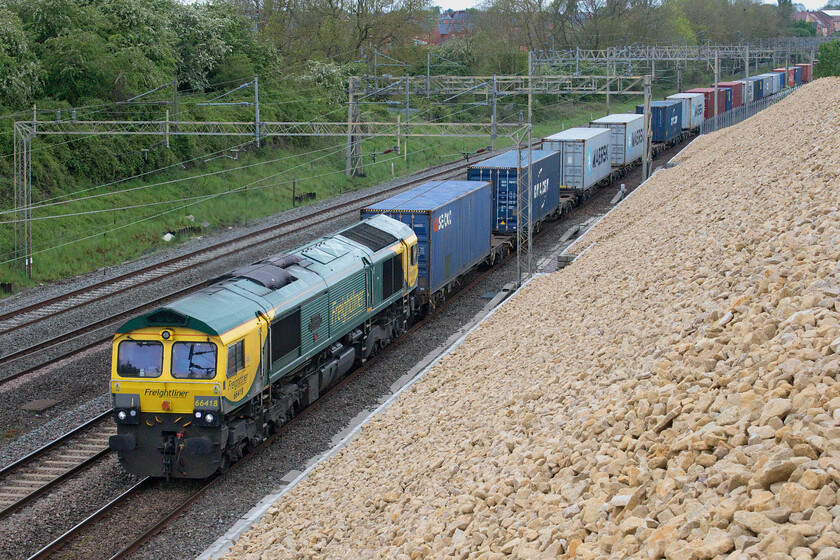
[13,122,34,278]
[515,125,533,288]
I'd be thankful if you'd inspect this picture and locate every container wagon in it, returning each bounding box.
[589,114,645,166]
[636,100,682,143]
[716,82,744,108]
[685,88,729,118]
[467,150,561,233]
[796,63,812,82]
[666,93,705,130]
[542,128,611,199]
[361,181,493,308]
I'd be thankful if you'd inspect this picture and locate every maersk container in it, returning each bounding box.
[635,100,682,143]
[361,181,491,296]
[589,114,645,166]
[467,150,560,234]
[716,82,743,108]
[542,128,611,194]
[666,93,705,130]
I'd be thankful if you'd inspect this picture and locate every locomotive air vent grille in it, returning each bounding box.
[341,223,398,252]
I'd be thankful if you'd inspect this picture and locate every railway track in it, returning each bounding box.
[21,245,508,560]
[0,410,115,522]
[0,150,504,340]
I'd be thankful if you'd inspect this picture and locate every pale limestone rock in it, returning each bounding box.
[733,511,779,535]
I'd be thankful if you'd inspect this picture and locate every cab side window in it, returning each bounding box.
[410,245,418,266]
[227,340,245,377]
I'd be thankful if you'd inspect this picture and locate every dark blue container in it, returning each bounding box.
[467,150,560,234]
[635,100,682,143]
[793,66,802,85]
[361,181,491,295]
[749,76,765,100]
[719,88,734,112]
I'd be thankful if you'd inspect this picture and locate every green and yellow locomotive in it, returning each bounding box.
[109,215,418,478]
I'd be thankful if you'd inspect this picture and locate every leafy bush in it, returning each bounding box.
[815,40,840,78]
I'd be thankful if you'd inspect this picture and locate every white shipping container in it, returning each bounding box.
[542,127,611,192]
[736,79,754,103]
[589,114,645,166]
[666,93,705,130]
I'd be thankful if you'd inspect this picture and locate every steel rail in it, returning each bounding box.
[0,410,113,477]
[0,410,115,521]
[26,478,152,560]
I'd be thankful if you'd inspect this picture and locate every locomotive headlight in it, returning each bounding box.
[162,330,171,340]
[129,409,136,417]
[195,411,203,419]
[205,413,215,424]
[117,410,127,421]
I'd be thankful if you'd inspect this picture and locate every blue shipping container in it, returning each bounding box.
[749,76,765,100]
[719,88,734,112]
[467,150,560,234]
[793,66,803,85]
[636,100,682,143]
[361,181,491,295]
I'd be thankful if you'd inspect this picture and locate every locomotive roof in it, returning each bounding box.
[363,180,490,213]
[469,149,557,169]
[116,215,412,337]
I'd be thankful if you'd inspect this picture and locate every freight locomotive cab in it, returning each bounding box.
[109,215,418,479]
[109,317,240,478]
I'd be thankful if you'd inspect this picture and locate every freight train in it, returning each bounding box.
[108,63,811,479]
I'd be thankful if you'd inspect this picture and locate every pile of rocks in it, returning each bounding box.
[224,78,840,560]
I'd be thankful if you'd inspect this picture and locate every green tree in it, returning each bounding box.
[790,20,816,36]
[0,6,42,107]
[814,39,840,78]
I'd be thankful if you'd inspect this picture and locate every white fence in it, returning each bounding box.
[699,85,802,135]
